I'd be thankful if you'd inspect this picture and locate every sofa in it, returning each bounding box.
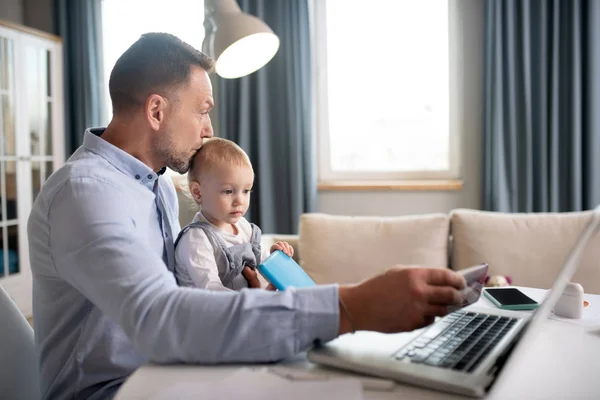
[262,209,600,295]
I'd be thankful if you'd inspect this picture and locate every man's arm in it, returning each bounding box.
[48,177,339,363]
[174,228,233,291]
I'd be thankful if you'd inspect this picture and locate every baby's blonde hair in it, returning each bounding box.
[188,137,253,184]
[183,138,253,209]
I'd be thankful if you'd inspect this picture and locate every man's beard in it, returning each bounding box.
[155,133,192,175]
[164,150,192,174]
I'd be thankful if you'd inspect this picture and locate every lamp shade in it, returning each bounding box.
[203,0,280,79]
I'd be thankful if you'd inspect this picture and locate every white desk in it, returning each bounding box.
[116,288,600,399]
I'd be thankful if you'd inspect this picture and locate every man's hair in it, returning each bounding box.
[188,138,253,183]
[108,32,215,114]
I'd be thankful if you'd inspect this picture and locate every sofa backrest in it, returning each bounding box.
[451,209,600,293]
[298,213,450,284]
[263,209,600,294]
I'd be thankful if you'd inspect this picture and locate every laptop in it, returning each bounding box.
[307,206,600,398]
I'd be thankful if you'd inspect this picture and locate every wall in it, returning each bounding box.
[0,0,53,33]
[0,0,23,24]
[23,0,53,33]
[317,0,484,217]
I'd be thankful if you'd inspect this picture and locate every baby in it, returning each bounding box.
[174,137,293,291]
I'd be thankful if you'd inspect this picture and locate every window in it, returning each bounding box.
[313,0,458,183]
[101,0,204,179]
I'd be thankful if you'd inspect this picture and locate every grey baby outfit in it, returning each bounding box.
[174,221,263,290]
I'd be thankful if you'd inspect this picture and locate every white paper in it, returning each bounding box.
[145,367,364,400]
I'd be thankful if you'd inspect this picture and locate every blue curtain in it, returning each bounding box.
[55,0,106,155]
[216,0,316,234]
[483,0,600,212]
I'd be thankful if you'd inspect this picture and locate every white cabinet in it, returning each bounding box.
[0,21,65,316]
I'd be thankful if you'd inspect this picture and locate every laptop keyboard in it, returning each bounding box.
[394,311,518,373]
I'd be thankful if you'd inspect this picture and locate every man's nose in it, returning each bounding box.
[203,117,214,138]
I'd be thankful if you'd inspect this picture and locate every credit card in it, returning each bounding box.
[449,263,489,312]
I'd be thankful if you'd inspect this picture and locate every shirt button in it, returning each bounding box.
[165,232,169,237]
[147,174,153,179]
[135,174,140,179]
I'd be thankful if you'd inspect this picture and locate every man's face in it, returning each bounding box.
[155,66,214,174]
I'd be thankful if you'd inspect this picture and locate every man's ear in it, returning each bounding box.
[145,94,166,131]
[189,181,202,204]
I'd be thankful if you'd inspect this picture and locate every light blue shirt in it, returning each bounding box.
[28,128,339,400]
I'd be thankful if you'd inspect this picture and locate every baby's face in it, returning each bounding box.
[199,165,254,228]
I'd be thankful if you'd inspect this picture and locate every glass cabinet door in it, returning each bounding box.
[26,45,54,160]
[0,22,64,316]
[25,41,56,210]
[0,34,20,279]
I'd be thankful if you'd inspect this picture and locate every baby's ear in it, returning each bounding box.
[189,181,202,203]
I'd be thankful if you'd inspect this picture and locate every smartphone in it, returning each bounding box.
[483,288,539,310]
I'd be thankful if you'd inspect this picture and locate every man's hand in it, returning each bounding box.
[242,266,262,288]
[242,266,276,291]
[270,241,294,258]
[338,267,465,335]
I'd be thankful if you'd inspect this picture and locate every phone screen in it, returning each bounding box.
[485,288,537,306]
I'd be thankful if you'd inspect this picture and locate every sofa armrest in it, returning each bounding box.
[261,234,301,263]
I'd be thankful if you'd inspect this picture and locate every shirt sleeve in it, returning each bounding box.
[48,177,340,364]
[175,228,233,292]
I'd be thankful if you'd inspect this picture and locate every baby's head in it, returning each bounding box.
[187,138,254,226]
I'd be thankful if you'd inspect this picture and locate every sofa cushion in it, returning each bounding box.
[450,209,600,294]
[298,213,450,284]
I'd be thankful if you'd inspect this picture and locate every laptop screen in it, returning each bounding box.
[520,208,600,331]
[493,206,600,371]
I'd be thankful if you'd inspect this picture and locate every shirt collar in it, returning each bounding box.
[83,128,166,186]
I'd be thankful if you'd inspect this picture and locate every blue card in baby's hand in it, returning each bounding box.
[258,250,316,290]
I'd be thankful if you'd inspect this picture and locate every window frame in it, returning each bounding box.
[312,0,461,184]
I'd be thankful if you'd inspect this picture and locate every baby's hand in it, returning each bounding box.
[270,241,294,258]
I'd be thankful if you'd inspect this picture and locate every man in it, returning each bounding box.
[28,33,465,400]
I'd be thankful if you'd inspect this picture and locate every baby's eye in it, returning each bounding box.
[222,189,233,195]
[243,189,252,194]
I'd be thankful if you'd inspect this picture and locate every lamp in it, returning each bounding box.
[203,0,280,79]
